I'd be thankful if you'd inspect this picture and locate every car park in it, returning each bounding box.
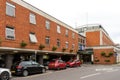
[66,59,81,67]
[0,68,11,80]
[48,59,67,70]
[11,61,46,77]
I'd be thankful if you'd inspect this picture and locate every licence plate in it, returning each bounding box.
[11,71,15,73]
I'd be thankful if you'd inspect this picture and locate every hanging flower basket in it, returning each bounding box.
[62,47,66,52]
[20,40,27,48]
[39,44,45,50]
[52,46,57,51]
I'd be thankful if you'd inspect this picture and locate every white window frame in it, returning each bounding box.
[65,29,68,36]
[45,36,50,45]
[57,25,61,33]
[72,44,75,49]
[29,13,36,24]
[6,27,15,40]
[29,33,38,43]
[46,20,50,30]
[57,39,60,47]
[65,42,69,49]
[72,33,75,39]
[6,2,15,17]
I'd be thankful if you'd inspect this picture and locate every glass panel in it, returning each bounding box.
[6,2,15,16]
[29,33,37,43]
[46,20,50,29]
[6,27,15,39]
[30,13,36,24]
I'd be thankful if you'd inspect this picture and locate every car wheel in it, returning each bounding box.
[0,71,10,80]
[23,70,29,77]
[42,68,46,73]
[57,67,60,70]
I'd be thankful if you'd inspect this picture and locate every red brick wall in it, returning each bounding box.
[0,0,78,53]
[94,48,116,64]
[86,31,100,47]
[102,32,114,46]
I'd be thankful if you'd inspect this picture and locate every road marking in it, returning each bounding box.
[96,68,113,71]
[107,69,119,72]
[80,73,101,79]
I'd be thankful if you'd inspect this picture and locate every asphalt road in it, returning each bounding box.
[12,64,120,80]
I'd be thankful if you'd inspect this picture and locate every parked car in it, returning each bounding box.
[66,59,81,67]
[11,61,46,77]
[48,59,67,70]
[0,68,11,80]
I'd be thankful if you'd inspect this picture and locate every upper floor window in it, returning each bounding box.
[72,44,75,49]
[65,42,69,49]
[29,13,36,24]
[6,2,15,17]
[57,25,61,33]
[45,36,50,45]
[46,20,50,30]
[65,29,68,37]
[72,33,75,39]
[57,39,60,47]
[29,33,37,43]
[6,27,15,40]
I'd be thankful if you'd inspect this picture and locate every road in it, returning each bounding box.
[12,64,120,80]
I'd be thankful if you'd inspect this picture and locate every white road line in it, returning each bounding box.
[80,73,101,79]
[107,69,119,72]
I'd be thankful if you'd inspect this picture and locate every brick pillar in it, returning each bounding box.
[5,54,13,69]
[38,55,43,65]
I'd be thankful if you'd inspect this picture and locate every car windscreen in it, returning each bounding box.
[19,61,32,66]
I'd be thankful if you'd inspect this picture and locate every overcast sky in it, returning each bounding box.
[24,0,120,44]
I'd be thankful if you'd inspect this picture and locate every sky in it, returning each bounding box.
[24,0,120,44]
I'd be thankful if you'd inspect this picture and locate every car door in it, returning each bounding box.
[31,61,39,73]
[59,60,64,68]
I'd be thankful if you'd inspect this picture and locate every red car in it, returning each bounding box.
[66,59,81,67]
[48,59,67,70]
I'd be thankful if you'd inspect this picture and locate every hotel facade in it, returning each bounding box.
[0,0,80,68]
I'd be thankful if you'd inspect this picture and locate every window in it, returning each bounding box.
[65,42,69,49]
[29,33,37,43]
[57,39,60,47]
[57,25,61,33]
[45,36,50,45]
[29,13,36,24]
[65,29,68,36]
[46,20,50,30]
[72,33,75,39]
[6,2,15,17]
[72,44,75,49]
[6,27,15,40]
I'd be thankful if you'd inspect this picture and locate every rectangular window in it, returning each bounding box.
[65,42,69,49]
[57,39,60,47]
[6,27,15,40]
[29,33,37,43]
[72,33,75,39]
[6,2,15,17]
[65,29,68,37]
[45,36,50,45]
[46,20,50,30]
[57,25,61,33]
[29,13,36,24]
[72,44,75,49]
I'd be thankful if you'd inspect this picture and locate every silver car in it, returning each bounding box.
[0,68,11,80]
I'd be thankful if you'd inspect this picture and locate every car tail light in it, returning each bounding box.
[16,66,22,69]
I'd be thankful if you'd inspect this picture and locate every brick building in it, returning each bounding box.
[76,24,120,64]
[0,0,79,68]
